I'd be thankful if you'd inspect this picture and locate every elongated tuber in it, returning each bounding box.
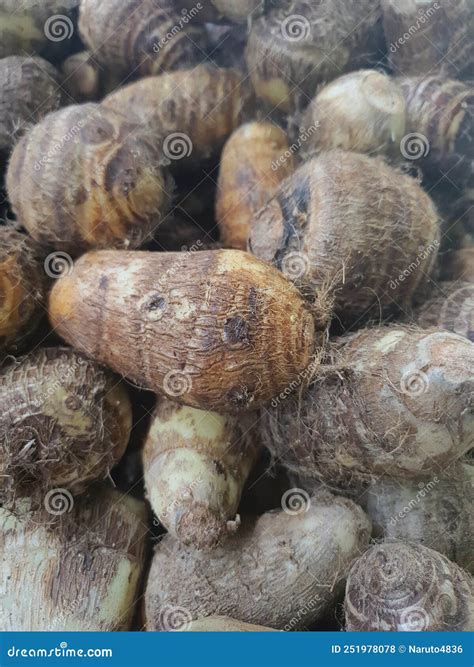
[48,249,316,413]
[415,282,473,341]
[345,542,474,631]
[216,122,296,250]
[185,616,278,632]
[103,66,254,164]
[0,487,148,631]
[0,347,132,499]
[0,56,62,155]
[261,327,474,486]
[79,0,207,79]
[145,493,371,630]
[299,70,406,158]
[7,103,172,254]
[0,228,47,354]
[143,399,260,549]
[250,150,440,323]
[245,0,383,111]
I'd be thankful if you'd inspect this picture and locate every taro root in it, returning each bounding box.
[79,0,207,79]
[145,493,371,630]
[0,487,148,631]
[103,66,255,164]
[143,399,260,549]
[245,0,384,112]
[415,282,473,341]
[249,150,440,325]
[0,347,132,499]
[216,122,296,250]
[0,56,62,155]
[261,326,474,486]
[299,69,406,159]
[7,103,172,254]
[60,50,102,102]
[0,228,47,354]
[345,542,474,631]
[48,249,316,413]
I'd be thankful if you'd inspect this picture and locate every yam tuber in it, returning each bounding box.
[216,122,296,250]
[0,487,148,630]
[143,399,260,549]
[415,282,473,341]
[345,542,474,631]
[145,493,371,630]
[7,103,172,254]
[48,249,316,413]
[0,347,132,499]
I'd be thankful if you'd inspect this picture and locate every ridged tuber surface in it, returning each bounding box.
[361,466,474,572]
[79,0,207,78]
[185,616,278,632]
[48,249,316,413]
[299,70,406,158]
[261,327,474,486]
[7,103,171,254]
[0,56,62,154]
[415,282,473,341]
[345,542,474,631]
[0,487,148,631]
[382,0,473,79]
[103,66,255,164]
[0,228,47,354]
[143,399,260,549]
[145,493,371,630]
[0,347,132,499]
[216,122,296,250]
[245,0,383,112]
[249,151,440,324]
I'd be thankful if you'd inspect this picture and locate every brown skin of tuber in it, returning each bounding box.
[145,493,371,630]
[261,326,474,487]
[178,0,263,23]
[48,249,316,414]
[216,122,296,250]
[7,103,172,255]
[0,347,132,500]
[441,247,474,283]
[415,281,473,341]
[0,56,62,155]
[185,616,278,632]
[249,150,440,325]
[345,541,474,631]
[0,228,47,354]
[79,0,207,79]
[60,51,102,102]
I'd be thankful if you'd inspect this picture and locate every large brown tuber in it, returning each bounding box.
[79,0,207,79]
[145,493,371,630]
[415,282,473,341]
[249,150,440,324]
[245,0,383,112]
[0,56,62,155]
[216,122,296,250]
[0,487,148,630]
[0,347,132,499]
[0,228,47,354]
[143,399,260,549]
[7,103,172,254]
[103,66,254,165]
[345,542,474,631]
[261,326,474,486]
[48,249,316,413]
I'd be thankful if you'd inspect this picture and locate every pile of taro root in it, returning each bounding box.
[0,0,472,633]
